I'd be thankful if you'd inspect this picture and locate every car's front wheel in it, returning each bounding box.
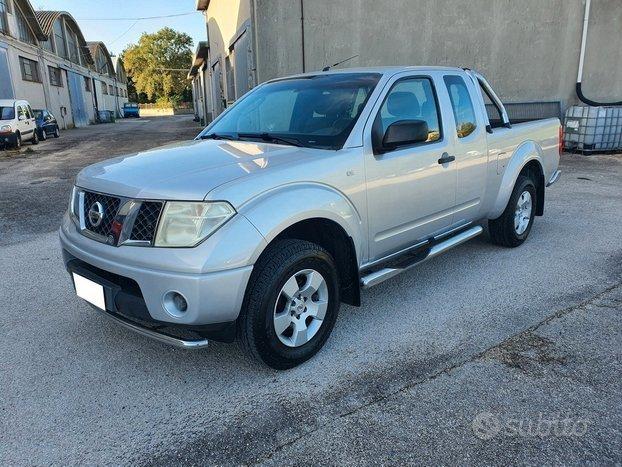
[238,239,340,370]
[31,130,39,145]
[13,132,21,149]
[489,175,537,247]
[53,126,60,138]
[40,129,47,141]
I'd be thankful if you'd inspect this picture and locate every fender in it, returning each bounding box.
[488,140,544,220]
[238,182,365,265]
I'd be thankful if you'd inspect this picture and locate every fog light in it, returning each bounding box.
[163,291,188,317]
[173,293,187,312]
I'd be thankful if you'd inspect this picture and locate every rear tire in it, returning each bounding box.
[489,175,537,247]
[237,239,340,370]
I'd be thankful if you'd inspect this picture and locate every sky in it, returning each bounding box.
[32,0,207,56]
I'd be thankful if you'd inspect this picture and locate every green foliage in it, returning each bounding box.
[122,28,192,103]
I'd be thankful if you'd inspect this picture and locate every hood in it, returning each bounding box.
[76,139,317,201]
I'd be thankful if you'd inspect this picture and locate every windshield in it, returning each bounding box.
[204,73,381,149]
[1,106,15,120]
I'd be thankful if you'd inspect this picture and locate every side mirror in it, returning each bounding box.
[374,119,429,154]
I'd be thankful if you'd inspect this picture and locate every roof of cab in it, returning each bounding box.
[266,65,467,83]
[0,99,30,106]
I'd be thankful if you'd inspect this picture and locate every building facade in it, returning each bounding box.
[190,0,622,124]
[0,0,128,129]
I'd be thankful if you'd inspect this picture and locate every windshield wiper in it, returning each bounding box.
[200,132,237,141]
[237,132,303,147]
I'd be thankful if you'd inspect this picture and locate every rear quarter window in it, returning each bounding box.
[444,75,477,138]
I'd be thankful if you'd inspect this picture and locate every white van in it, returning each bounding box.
[0,99,39,149]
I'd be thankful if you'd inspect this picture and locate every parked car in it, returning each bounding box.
[123,103,140,118]
[33,109,60,140]
[60,67,561,369]
[0,99,39,149]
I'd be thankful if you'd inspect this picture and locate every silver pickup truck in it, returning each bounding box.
[60,67,561,369]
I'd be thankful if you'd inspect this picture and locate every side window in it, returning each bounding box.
[377,77,441,143]
[17,105,26,119]
[27,105,34,118]
[444,75,477,138]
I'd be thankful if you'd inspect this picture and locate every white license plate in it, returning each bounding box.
[73,273,106,310]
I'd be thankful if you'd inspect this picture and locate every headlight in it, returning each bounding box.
[154,201,235,247]
[0,124,12,132]
[69,186,80,220]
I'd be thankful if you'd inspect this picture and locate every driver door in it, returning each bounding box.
[364,74,457,261]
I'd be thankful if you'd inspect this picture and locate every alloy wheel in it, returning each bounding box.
[273,268,329,347]
[514,190,532,235]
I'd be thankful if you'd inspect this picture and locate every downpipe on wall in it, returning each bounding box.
[576,0,622,106]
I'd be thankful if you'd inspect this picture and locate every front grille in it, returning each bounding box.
[130,201,163,243]
[82,191,121,238]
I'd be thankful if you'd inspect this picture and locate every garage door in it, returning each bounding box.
[0,47,14,99]
[67,71,89,127]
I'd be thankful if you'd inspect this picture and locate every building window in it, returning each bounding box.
[41,39,54,53]
[48,66,63,87]
[53,19,67,59]
[66,27,80,64]
[84,76,92,92]
[101,81,108,95]
[109,84,114,95]
[95,50,109,75]
[19,56,41,82]
[0,0,9,34]
[15,3,37,45]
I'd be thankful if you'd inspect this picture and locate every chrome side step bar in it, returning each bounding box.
[98,308,210,349]
[360,225,483,289]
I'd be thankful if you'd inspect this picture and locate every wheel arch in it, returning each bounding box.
[246,215,362,307]
[272,218,361,306]
[489,141,545,219]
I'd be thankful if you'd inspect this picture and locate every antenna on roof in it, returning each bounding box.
[322,54,359,72]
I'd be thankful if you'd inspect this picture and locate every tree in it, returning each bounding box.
[122,27,193,104]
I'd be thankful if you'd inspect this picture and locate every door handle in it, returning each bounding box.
[438,153,455,164]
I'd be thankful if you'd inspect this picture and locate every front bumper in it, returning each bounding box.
[0,132,17,146]
[60,211,264,329]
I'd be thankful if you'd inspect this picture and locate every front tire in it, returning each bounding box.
[238,239,340,370]
[53,126,60,138]
[13,132,21,149]
[31,130,39,145]
[489,175,537,247]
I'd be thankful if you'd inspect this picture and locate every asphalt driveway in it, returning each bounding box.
[0,117,620,465]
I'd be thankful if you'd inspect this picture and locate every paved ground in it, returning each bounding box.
[0,117,620,465]
[0,115,199,246]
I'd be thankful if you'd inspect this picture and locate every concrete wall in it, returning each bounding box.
[205,0,251,104]
[253,0,622,109]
